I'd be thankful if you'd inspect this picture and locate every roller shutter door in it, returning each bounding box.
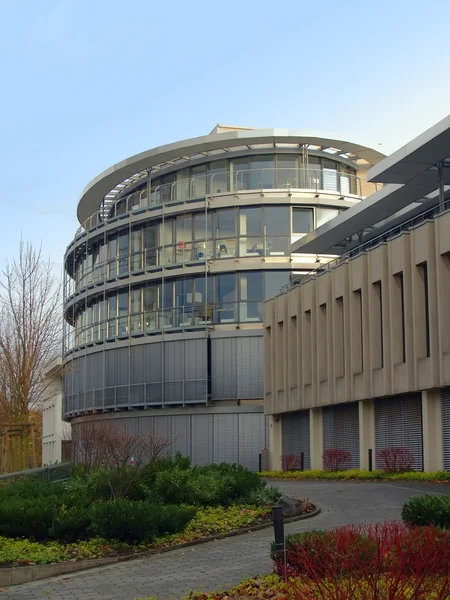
[322,403,359,469]
[375,395,423,471]
[442,388,450,471]
[282,411,310,470]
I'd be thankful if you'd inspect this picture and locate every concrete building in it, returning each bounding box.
[264,115,450,472]
[63,125,383,469]
[42,358,71,465]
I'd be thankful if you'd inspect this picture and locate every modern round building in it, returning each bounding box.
[63,124,384,469]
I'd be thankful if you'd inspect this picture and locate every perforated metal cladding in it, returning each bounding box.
[323,403,360,469]
[71,412,268,471]
[282,411,311,469]
[441,388,450,471]
[211,335,264,400]
[374,395,423,471]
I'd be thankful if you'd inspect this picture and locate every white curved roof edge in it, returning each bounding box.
[77,128,386,224]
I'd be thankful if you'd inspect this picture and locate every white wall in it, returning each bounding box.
[42,358,71,465]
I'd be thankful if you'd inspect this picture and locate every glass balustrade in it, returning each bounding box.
[75,167,377,235]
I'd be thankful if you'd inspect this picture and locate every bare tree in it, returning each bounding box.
[0,241,61,423]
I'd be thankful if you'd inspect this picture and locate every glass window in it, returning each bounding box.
[277,155,299,187]
[264,206,290,235]
[130,289,142,334]
[323,159,338,191]
[175,168,190,201]
[191,164,207,197]
[251,155,275,189]
[316,207,339,228]
[293,208,313,233]
[194,212,212,240]
[107,236,117,278]
[176,215,192,243]
[143,223,158,267]
[240,272,262,322]
[232,157,250,191]
[240,272,262,300]
[144,285,157,331]
[107,294,116,337]
[264,272,290,299]
[307,156,321,189]
[117,291,128,335]
[215,274,236,323]
[208,159,228,194]
[240,207,262,236]
[215,209,236,238]
[99,298,105,340]
[131,229,142,272]
[118,231,129,275]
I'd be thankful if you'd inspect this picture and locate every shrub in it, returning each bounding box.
[90,500,196,543]
[377,447,414,472]
[242,485,281,507]
[322,449,351,471]
[0,497,56,540]
[51,505,92,542]
[275,522,450,599]
[281,454,300,471]
[402,494,450,528]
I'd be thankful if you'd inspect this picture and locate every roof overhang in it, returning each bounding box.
[368,114,450,184]
[292,114,450,255]
[77,129,385,224]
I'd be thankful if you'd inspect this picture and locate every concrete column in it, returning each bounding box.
[269,415,282,471]
[359,399,375,470]
[422,389,443,472]
[309,407,323,470]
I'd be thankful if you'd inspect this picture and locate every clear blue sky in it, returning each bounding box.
[0,0,449,277]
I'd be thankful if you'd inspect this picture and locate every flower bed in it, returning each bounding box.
[0,504,272,567]
[260,469,450,481]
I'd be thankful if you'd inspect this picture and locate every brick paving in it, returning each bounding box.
[1,480,449,600]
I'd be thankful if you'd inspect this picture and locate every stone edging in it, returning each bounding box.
[0,507,321,588]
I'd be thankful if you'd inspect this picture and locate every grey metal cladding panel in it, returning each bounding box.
[77,356,86,392]
[146,343,162,382]
[236,337,263,399]
[117,348,129,387]
[164,341,183,382]
[323,403,360,469]
[153,416,172,443]
[130,345,146,384]
[172,415,191,457]
[124,417,139,436]
[185,339,207,380]
[211,338,237,400]
[105,349,118,387]
[442,388,450,471]
[191,415,213,466]
[238,413,266,471]
[137,416,154,436]
[213,414,239,464]
[375,395,423,471]
[282,411,311,469]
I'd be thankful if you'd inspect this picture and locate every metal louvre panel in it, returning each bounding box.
[282,411,311,469]
[374,395,423,471]
[322,403,360,469]
[442,388,450,471]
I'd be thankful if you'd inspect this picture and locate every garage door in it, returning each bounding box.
[375,395,423,471]
[442,388,450,471]
[322,403,360,469]
[282,411,310,470]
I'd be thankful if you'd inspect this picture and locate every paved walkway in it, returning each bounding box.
[1,480,449,600]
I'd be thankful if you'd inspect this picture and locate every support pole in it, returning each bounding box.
[272,504,285,569]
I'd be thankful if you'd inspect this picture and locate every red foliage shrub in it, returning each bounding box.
[322,448,351,471]
[281,454,300,471]
[376,447,414,472]
[277,522,450,600]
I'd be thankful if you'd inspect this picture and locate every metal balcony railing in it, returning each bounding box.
[74,167,381,237]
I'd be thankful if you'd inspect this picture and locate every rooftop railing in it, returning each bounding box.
[74,167,381,239]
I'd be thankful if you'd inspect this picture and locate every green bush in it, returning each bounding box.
[0,497,56,540]
[90,500,196,543]
[51,505,92,542]
[401,494,450,528]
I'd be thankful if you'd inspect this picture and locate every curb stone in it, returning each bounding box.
[0,507,321,587]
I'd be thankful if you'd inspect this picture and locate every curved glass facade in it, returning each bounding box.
[63,134,378,469]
